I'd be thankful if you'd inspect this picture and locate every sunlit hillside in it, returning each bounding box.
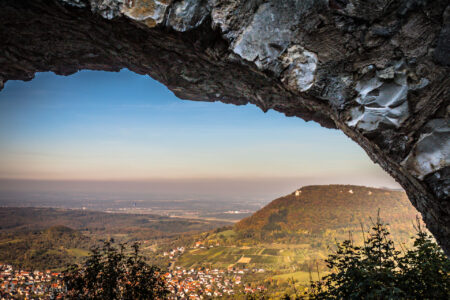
[176,185,425,281]
[235,185,421,245]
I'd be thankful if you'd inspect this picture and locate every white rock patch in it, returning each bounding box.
[402,119,450,179]
[346,61,419,132]
[60,0,87,7]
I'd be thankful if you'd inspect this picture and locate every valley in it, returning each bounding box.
[0,185,429,298]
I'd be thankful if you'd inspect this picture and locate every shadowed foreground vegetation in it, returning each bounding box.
[292,218,450,299]
[64,241,169,300]
[60,218,449,299]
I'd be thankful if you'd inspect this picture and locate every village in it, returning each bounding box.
[0,241,267,300]
[163,243,266,299]
[0,264,65,299]
[165,265,267,299]
[0,261,265,300]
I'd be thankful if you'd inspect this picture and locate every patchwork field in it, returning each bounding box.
[175,241,327,283]
[272,271,314,282]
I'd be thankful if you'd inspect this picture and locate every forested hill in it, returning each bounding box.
[0,225,92,270]
[234,185,421,243]
[0,208,230,270]
[0,207,229,237]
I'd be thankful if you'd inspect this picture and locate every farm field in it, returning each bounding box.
[272,271,329,283]
[175,242,325,280]
[272,271,314,282]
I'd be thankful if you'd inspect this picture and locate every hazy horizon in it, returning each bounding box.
[0,177,402,208]
[0,69,401,197]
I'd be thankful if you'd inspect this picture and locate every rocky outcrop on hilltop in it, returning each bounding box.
[0,1,448,253]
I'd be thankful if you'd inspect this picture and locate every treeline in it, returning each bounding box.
[0,207,229,271]
[0,207,229,240]
[0,226,94,270]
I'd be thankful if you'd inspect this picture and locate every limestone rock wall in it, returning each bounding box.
[0,0,449,254]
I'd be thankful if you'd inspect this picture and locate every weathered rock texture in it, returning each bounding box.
[0,0,449,253]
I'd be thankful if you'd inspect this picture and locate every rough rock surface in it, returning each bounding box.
[0,0,449,254]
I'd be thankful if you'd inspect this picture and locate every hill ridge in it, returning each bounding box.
[234,185,418,243]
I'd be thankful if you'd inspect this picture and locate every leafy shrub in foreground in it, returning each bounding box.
[64,240,168,300]
[307,218,449,299]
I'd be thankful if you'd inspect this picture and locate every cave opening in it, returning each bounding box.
[0,0,448,255]
[0,69,400,196]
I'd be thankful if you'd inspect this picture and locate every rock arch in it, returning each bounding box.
[1,0,449,253]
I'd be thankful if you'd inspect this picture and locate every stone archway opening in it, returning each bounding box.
[0,0,449,254]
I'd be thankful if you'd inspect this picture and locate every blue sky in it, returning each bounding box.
[0,69,398,188]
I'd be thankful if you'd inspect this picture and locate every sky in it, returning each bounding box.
[0,69,399,192]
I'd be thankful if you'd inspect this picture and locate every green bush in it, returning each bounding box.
[307,218,449,299]
[63,240,168,300]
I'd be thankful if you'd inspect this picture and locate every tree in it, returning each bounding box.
[396,222,450,299]
[308,217,450,299]
[63,240,168,300]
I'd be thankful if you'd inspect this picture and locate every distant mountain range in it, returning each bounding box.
[234,185,422,244]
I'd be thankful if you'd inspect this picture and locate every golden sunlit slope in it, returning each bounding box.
[235,185,420,243]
